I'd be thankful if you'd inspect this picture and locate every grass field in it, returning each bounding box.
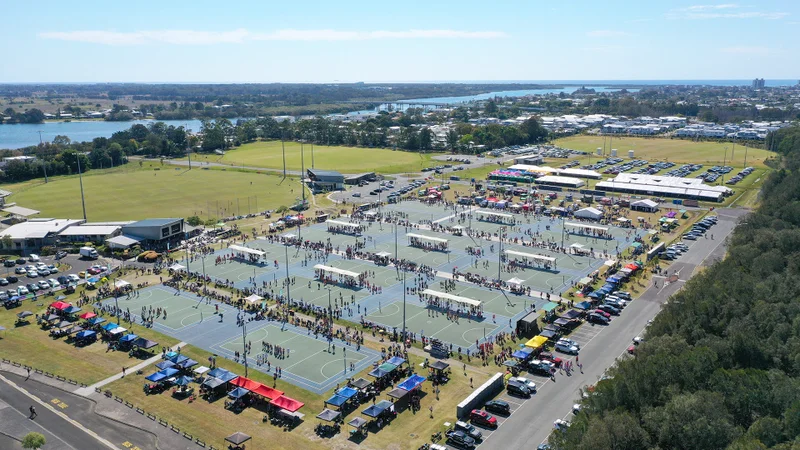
[4,162,303,221]
[187,140,442,174]
[554,135,775,168]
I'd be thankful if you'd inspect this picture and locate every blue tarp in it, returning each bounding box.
[336,386,358,399]
[75,330,96,339]
[575,301,593,310]
[159,367,179,378]
[512,347,535,360]
[119,334,138,343]
[397,374,426,392]
[101,322,119,331]
[87,317,106,325]
[386,356,406,366]
[368,367,389,378]
[362,400,393,417]
[156,360,176,370]
[325,395,348,407]
[146,372,167,382]
[227,387,249,399]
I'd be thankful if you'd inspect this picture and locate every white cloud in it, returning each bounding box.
[39,28,508,45]
[586,30,630,38]
[720,46,783,55]
[667,4,789,19]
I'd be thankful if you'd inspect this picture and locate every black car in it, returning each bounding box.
[446,430,476,449]
[7,276,18,283]
[16,259,26,265]
[484,399,511,415]
[598,304,620,316]
[57,276,69,285]
[588,313,610,324]
[3,260,15,267]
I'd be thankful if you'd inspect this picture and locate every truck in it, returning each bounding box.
[79,246,99,260]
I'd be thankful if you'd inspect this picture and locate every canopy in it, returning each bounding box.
[101,322,119,331]
[429,361,450,371]
[350,378,371,390]
[114,279,131,289]
[202,377,225,389]
[146,372,167,382]
[156,360,176,370]
[194,366,210,375]
[386,356,406,367]
[388,387,411,399]
[541,302,559,312]
[348,417,368,428]
[108,326,127,335]
[524,335,548,349]
[168,263,186,272]
[504,249,556,264]
[397,374,426,391]
[176,358,198,369]
[132,337,158,349]
[79,312,97,319]
[313,264,359,278]
[272,395,304,412]
[368,367,390,378]
[227,387,250,399]
[56,320,72,329]
[64,306,82,314]
[88,317,106,325]
[50,301,70,311]
[506,277,525,286]
[375,251,392,257]
[174,375,193,386]
[119,334,138,343]
[407,233,448,244]
[326,219,362,230]
[476,210,514,220]
[159,367,179,378]
[570,243,585,249]
[44,314,60,322]
[16,311,33,318]
[316,408,341,422]
[421,289,482,308]
[65,325,84,334]
[169,354,189,364]
[336,386,358,399]
[244,294,263,304]
[575,301,592,310]
[230,376,283,400]
[225,432,251,446]
[326,395,348,407]
[362,400,393,418]
[229,244,265,258]
[76,330,96,339]
[512,347,535,359]
[540,329,559,339]
[2,205,40,217]
[564,222,609,232]
[378,362,398,373]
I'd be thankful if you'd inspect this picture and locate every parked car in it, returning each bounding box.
[3,260,15,267]
[469,409,498,428]
[588,313,610,325]
[592,309,611,319]
[38,280,51,290]
[48,279,60,288]
[27,270,39,278]
[453,421,483,441]
[557,338,580,350]
[511,377,537,392]
[17,286,29,295]
[68,274,80,283]
[8,276,18,283]
[27,283,40,292]
[484,399,510,415]
[0,278,7,286]
[55,251,68,259]
[15,267,26,275]
[555,341,579,355]
[597,304,620,316]
[446,430,476,449]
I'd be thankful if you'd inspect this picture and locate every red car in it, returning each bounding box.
[537,352,563,367]
[627,345,637,355]
[470,409,498,428]
[592,309,611,319]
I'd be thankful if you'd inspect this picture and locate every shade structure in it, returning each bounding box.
[202,377,225,389]
[168,263,186,272]
[375,251,392,257]
[406,233,448,244]
[421,289,482,308]
[173,375,193,386]
[348,417,368,428]
[228,244,265,258]
[378,362,398,373]
[313,264,360,278]
[208,368,237,383]
[225,432,251,446]
[362,400,393,418]
[575,301,592,310]
[325,395,348,407]
[108,327,127,335]
[50,301,70,310]
[119,334,138,343]
[541,302,559,312]
[336,386,358,399]
[524,335,548,349]
[504,249,556,264]
[316,408,341,422]
[64,306,81,314]
[65,325,84,335]
[271,395,304,412]
[176,358,198,370]
[146,372,167,382]
[156,360,176,370]
[75,330,96,339]
[16,311,33,319]
[44,314,60,322]
[101,322,119,331]
[169,354,189,364]
[429,361,449,371]
[159,367,179,378]
[87,317,106,325]
[230,376,283,400]
[564,222,609,232]
[227,387,250,399]
[397,374,426,392]
[244,294,263,305]
[56,320,72,329]
[512,347,535,359]
[350,378,371,390]
[368,367,390,378]
[386,356,406,367]
[114,279,131,289]
[388,387,410,399]
[80,312,97,320]
[194,366,210,375]
[132,337,157,349]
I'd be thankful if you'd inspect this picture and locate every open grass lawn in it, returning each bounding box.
[5,162,302,221]
[555,135,775,169]
[188,140,442,174]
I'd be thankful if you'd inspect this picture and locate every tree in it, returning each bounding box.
[1,234,12,250]
[186,216,202,226]
[22,432,46,449]
[419,128,433,151]
[446,129,460,151]
[201,121,226,152]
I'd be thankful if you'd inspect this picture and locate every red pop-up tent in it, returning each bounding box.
[271,395,304,412]
[50,301,70,310]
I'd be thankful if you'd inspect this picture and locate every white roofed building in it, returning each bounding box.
[0,219,85,252]
[574,207,603,221]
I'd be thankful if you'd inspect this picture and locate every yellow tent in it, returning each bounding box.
[524,335,548,349]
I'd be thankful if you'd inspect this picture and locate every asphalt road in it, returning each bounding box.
[451,208,746,450]
[0,371,159,450]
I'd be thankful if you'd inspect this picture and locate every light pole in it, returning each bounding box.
[327,287,333,353]
[77,155,87,221]
[497,228,503,281]
[242,317,248,377]
[402,270,407,346]
[284,245,291,304]
[281,130,287,179]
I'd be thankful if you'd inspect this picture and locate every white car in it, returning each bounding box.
[67,274,80,283]
[572,404,582,414]
[48,278,60,288]
[17,286,29,295]
[38,280,51,289]
[29,254,40,262]
[554,419,570,431]
[557,338,581,350]
[511,377,537,392]
[352,192,361,197]
[27,270,39,278]
[555,341,579,355]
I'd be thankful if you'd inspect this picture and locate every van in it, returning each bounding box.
[29,254,40,262]
[506,380,531,398]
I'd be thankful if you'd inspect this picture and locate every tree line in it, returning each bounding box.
[551,126,800,450]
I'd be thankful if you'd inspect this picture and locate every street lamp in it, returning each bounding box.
[327,287,333,353]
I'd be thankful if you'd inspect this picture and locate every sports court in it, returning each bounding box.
[101,286,379,394]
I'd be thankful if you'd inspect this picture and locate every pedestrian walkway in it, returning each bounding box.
[74,341,187,397]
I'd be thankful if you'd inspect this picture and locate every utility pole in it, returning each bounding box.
[497,228,503,281]
[284,245,291,303]
[242,318,248,378]
[37,131,49,183]
[281,130,287,179]
[77,155,87,221]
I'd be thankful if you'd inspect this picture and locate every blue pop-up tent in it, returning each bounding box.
[512,347,535,360]
[101,322,119,331]
[325,395,348,407]
[146,372,167,382]
[174,376,193,386]
[156,360,176,370]
[119,334,138,343]
[336,386,358,399]
[227,387,249,399]
[76,330,96,339]
[397,374,426,392]
[159,367,179,378]
[88,317,106,325]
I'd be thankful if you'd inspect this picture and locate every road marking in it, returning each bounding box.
[0,373,119,449]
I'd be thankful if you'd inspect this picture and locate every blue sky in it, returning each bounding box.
[2,0,798,82]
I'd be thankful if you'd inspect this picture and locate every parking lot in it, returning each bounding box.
[0,254,103,303]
